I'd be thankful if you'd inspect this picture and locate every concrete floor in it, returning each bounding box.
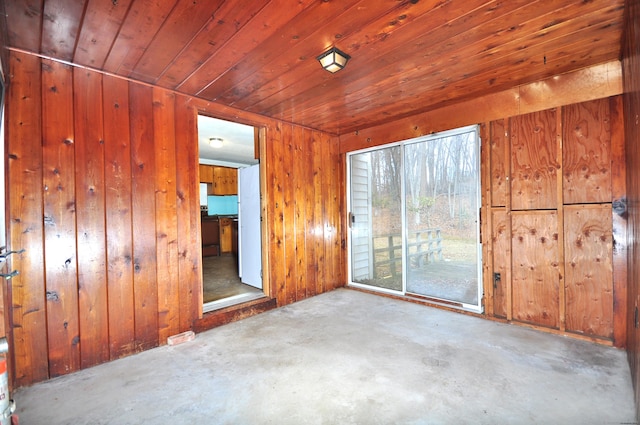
[14,289,636,424]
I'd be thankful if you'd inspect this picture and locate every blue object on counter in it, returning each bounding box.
[207,195,238,216]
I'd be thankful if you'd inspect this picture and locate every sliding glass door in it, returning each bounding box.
[347,126,482,312]
[349,146,403,292]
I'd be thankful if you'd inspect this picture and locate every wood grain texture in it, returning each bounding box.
[129,82,159,352]
[4,0,625,135]
[7,52,49,386]
[564,205,613,339]
[562,98,612,204]
[293,125,307,302]
[174,98,202,331]
[73,0,133,68]
[103,0,179,75]
[511,211,560,329]
[490,120,508,207]
[42,59,80,377]
[312,131,326,296]
[4,0,44,52]
[282,123,296,305]
[103,75,136,359]
[266,121,286,305]
[510,109,559,211]
[40,0,86,60]
[155,0,269,88]
[339,61,622,154]
[74,67,109,369]
[326,135,345,290]
[609,95,627,348]
[622,0,640,415]
[130,0,225,82]
[153,88,180,343]
[6,52,344,388]
[491,210,510,319]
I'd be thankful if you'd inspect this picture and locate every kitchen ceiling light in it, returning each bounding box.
[208,137,224,148]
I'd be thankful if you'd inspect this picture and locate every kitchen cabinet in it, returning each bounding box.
[213,166,237,195]
[219,217,234,253]
[199,164,238,195]
[199,164,214,184]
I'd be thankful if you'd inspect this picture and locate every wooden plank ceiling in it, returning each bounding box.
[4,0,625,135]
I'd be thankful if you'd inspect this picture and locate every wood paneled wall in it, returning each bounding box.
[486,98,625,345]
[5,50,344,387]
[340,63,626,347]
[622,0,640,419]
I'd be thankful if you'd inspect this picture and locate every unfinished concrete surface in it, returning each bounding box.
[14,289,635,424]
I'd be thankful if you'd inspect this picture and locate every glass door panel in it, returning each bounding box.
[404,129,481,310]
[349,146,403,292]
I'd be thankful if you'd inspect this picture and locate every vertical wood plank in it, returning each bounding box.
[103,75,135,358]
[329,136,345,289]
[510,109,558,210]
[610,95,627,348]
[511,211,560,328]
[314,131,327,295]
[282,124,296,304]
[491,210,510,318]
[556,110,566,333]
[305,129,318,298]
[129,82,159,351]
[293,126,307,301]
[490,119,507,207]
[563,98,612,204]
[154,88,180,343]
[73,67,109,368]
[7,52,49,386]
[504,118,513,321]
[174,99,202,331]
[481,122,493,314]
[564,204,614,339]
[42,59,80,377]
[267,122,286,305]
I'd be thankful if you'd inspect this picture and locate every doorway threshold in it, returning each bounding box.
[203,292,266,313]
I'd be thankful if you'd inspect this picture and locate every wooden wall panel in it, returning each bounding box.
[266,121,286,305]
[490,120,508,207]
[610,95,627,349]
[293,125,307,302]
[42,59,80,377]
[153,88,180,344]
[103,75,136,359]
[313,132,327,295]
[491,210,510,319]
[564,204,613,338]
[282,124,296,305]
[511,211,560,328]
[563,99,612,204]
[73,67,109,369]
[5,50,346,387]
[622,0,640,417]
[483,96,624,344]
[174,98,202,331]
[510,109,559,211]
[7,53,49,386]
[128,83,159,351]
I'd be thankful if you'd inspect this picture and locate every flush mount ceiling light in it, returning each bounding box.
[316,47,351,73]
[208,137,224,148]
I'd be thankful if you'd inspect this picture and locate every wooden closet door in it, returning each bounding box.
[511,211,560,328]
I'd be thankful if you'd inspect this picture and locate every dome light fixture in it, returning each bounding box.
[316,47,351,73]
[208,137,224,148]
